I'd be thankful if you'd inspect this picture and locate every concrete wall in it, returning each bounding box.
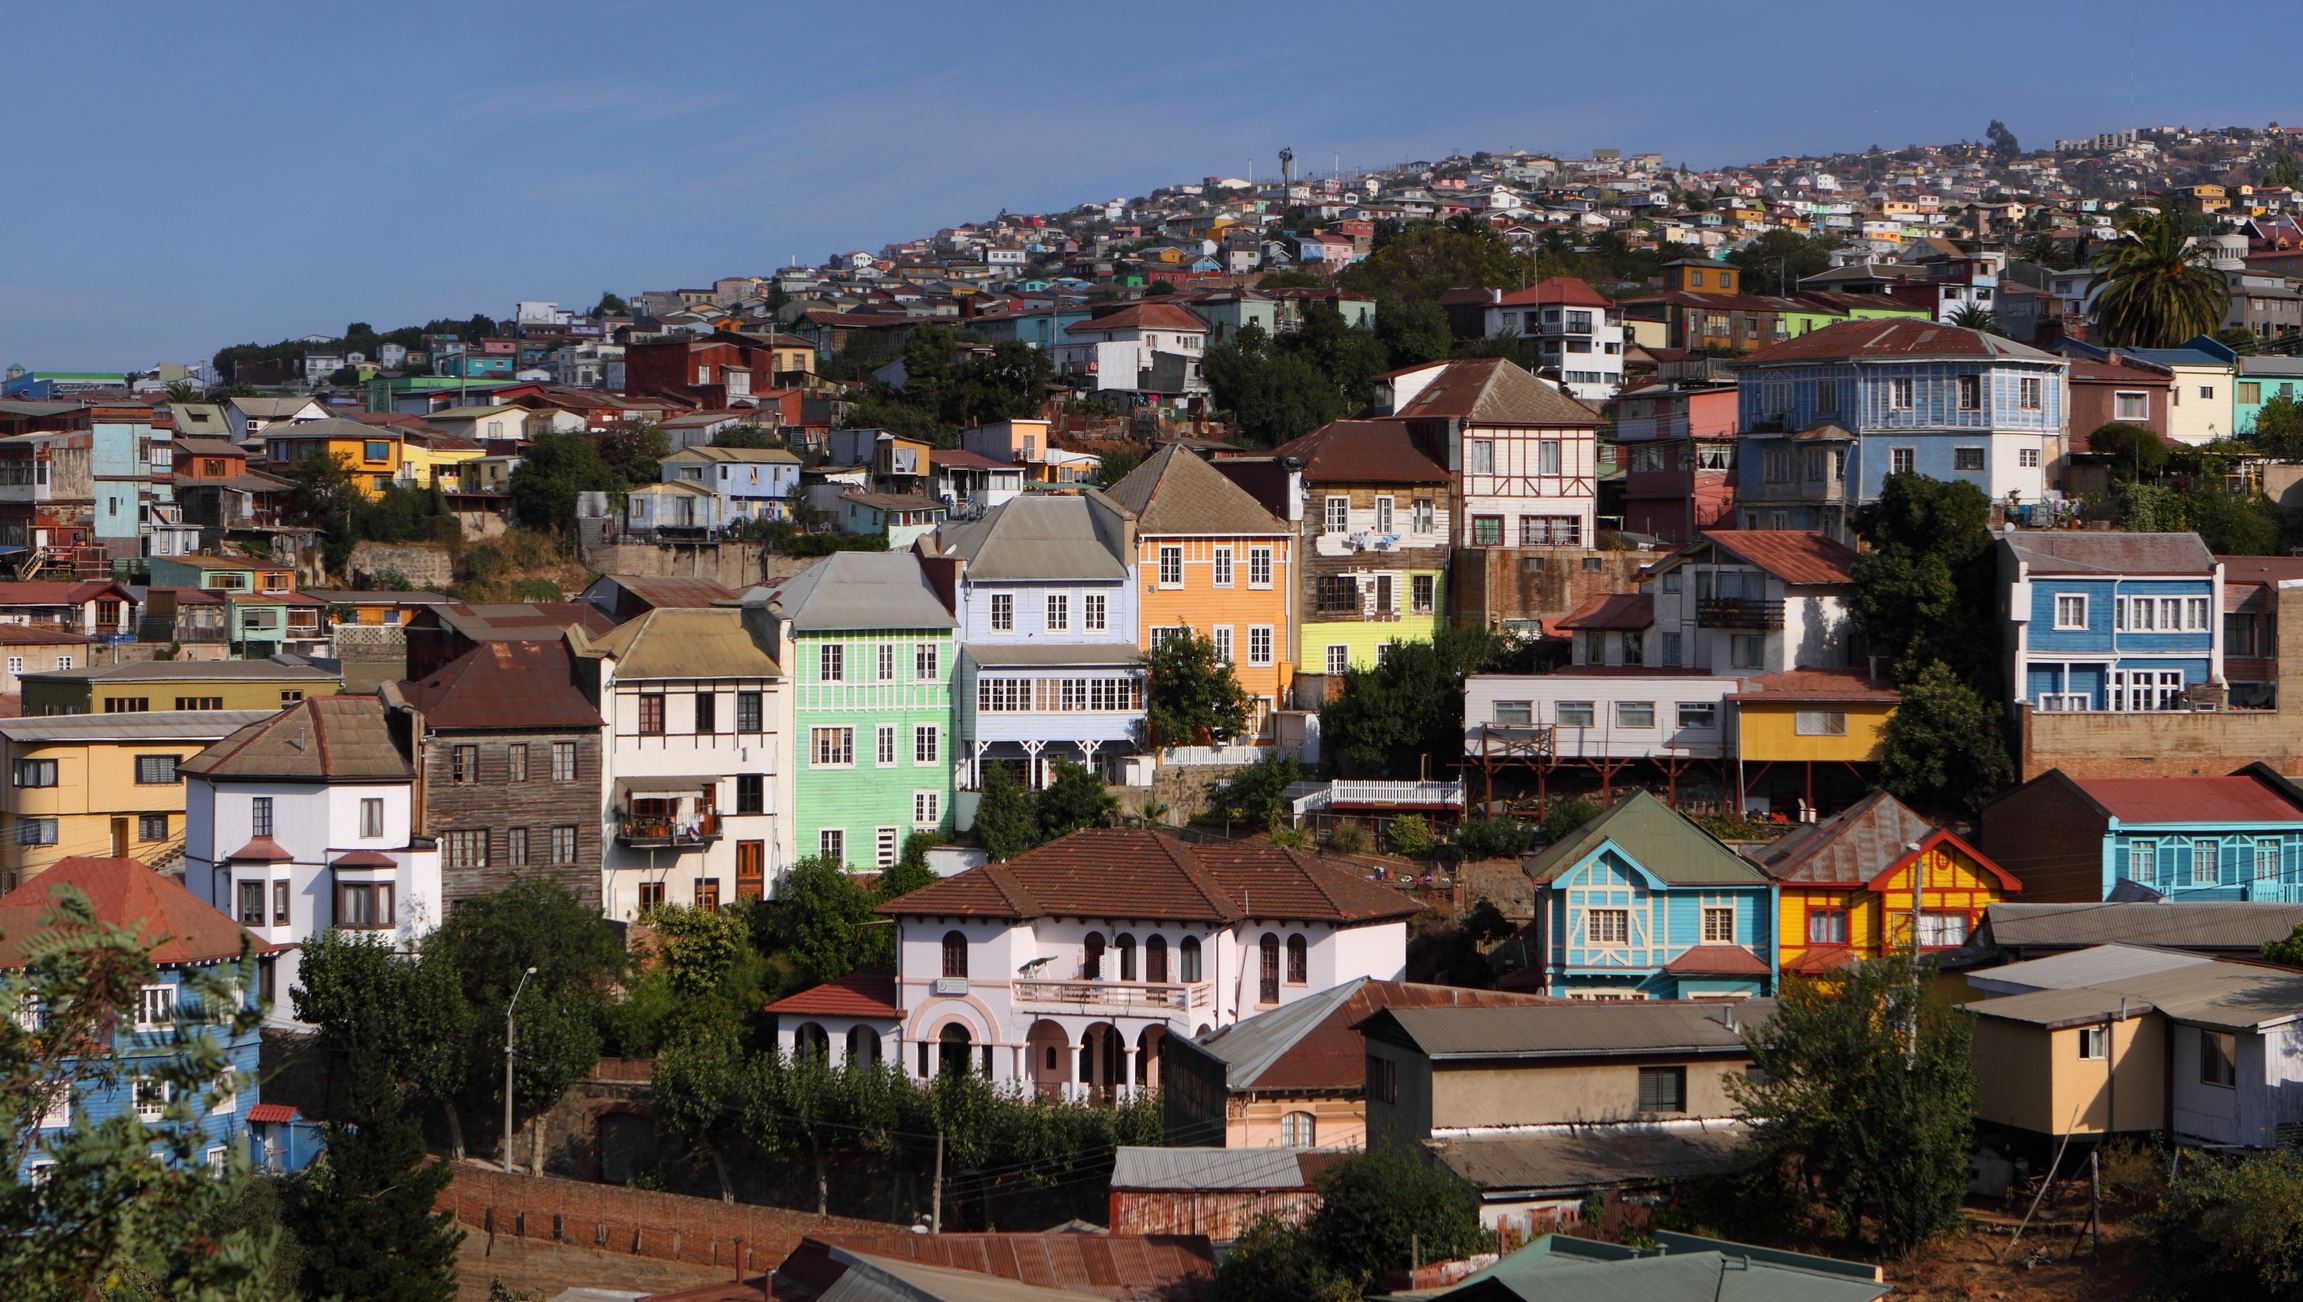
[347,542,455,590]
[578,538,797,590]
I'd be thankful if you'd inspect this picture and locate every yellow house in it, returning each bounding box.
[1747,789,2023,976]
[0,708,275,889]
[1106,446,1296,742]
[1729,668,1899,814]
[259,417,406,498]
[399,429,487,488]
[304,589,451,626]
[21,659,343,717]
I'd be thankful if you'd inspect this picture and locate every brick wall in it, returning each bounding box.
[436,1162,890,1269]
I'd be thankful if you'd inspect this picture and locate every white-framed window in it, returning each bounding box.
[915,725,939,764]
[1586,908,1630,944]
[1676,701,1716,729]
[1248,546,1272,587]
[2114,391,2147,421]
[2193,837,2219,885]
[2054,594,2087,630]
[1045,594,1069,632]
[2128,839,2156,882]
[37,1081,68,1129]
[1888,376,1914,409]
[1212,546,1233,587]
[3,658,18,676]
[2020,447,2041,468]
[819,643,844,682]
[916,642,939,680]
[1326,645,1349,675]
[205,1145,228,1177]
[2020,376,2044,410]
[1212,625,1233,664]
[2258,838,2282,881]
[1701,905,1735,943]
[820,828,845,863]
[1083,593,1106,632]
[1556,701,1595,727]
[1492,700,1533,725]
[210,1069,236,1116]
[134,1077,170,1121]
[913,791,942,827]
[875,827,899,870]
[1807,909,1849,945]
[1413,498,1435,534]
[1158,546,1183,587]
[1616,701,1655,728]
[1247,626,1273,666]
[1467,440,1494,474]
[1323,496,1349,532]
[990,593,1014,632]
[1890,446,1915,475]
[2078,1026,2108,1060]
[876,725,897,766]
[1374,496,1393,534]
[1794,710,1848,736]
[1917,912,1968,948]
[811,727,854,767]
[1956,375,1981,410]
[135,984,175,1031]
[1280,1111,1316,1146]
[878,643,896,681]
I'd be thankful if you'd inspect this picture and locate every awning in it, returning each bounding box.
[616,777,717,795]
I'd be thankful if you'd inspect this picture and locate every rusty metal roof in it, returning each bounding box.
[399,640,601,731]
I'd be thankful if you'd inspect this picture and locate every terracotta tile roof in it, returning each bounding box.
[0,856,271,967]
[1267,419,1450,485]
[1103,444,1290,537]
[330,850,398,868]
[226,837,294,863]
[2068,773,2303,825]
[1741,317,2061,365]
[1699,529,1856,586]
[764,971,899,1018]
[1557,592,1652,632]
[1493,275,1611,308]
[1390,357,1603,426]
[178,695,413,782]
[1660,944,1771,976]
[244,1103,300,1123]
[1728,668,1899,703]
[1063,302,1211,336]
[879,829,1423,926]
[1782,946,1860,974]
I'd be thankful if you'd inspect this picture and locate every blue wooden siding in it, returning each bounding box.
[2103,827,2303,900]
[1540,845,1776,997]
[1738,360,2064,435]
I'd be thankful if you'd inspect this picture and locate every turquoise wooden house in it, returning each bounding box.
[2,855,321,1182]
[1525,791,1778,998]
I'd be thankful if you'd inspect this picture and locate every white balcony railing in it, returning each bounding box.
[1011,979,1209,1013]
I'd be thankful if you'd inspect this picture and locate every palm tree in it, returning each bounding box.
[2088,210,2230,347]
[1947,302,2001,334]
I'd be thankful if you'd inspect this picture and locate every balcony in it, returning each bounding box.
[1012,979,1210,1014]
[1696,598,1784,630]
[616,810,721,848]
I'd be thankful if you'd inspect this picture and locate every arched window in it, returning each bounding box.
[1286,934,1308,984]
[1179,936,1202,982]
[1281,1111,1317,1146]
[846,1025,880,1066]
[937,1023,973,1078]
[794,1022,830,1062]
[1259,933,1280,1003]
[1116,933,1137,981]
[941,930,969,979]
[1083,932,1105,980]
[1145,935,1169,984]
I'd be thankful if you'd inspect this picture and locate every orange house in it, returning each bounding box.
[1105,445,1295,741]
[1748,789,2022,974]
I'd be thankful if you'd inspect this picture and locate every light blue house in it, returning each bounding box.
[924,493,1146,794]
[1979,765,2303,903]
[1524,792,1778,998]
[2235,354,2303,435]
[1735,319,2066,541]
[1998,531,2222,714]
[659,445,801,522]
[0,855,319,1182]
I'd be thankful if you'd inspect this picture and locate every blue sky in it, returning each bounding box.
[0,1,2285,368]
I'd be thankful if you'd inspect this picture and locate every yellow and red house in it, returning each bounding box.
[1748,789,2022,975]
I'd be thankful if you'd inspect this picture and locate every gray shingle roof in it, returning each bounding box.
[930,495,1128,581]
[1362,999,1770,1059]
[1102,444,1289,537]
[0,709,275,744]
[772,551,955,632]
[2001,531,2216,576]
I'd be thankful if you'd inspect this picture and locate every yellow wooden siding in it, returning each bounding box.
[1736,701,1894,762]
[1776,841,2014,970]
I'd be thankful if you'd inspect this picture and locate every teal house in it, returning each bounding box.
[768,551,956,874]
[1525,791,1778,998]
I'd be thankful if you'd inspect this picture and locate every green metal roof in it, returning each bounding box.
[1525,789,1769,886]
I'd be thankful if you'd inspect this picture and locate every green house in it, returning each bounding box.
[766,551,956,873]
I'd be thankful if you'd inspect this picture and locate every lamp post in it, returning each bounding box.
[504,965,537,1175]
[1903,840,1924,1070]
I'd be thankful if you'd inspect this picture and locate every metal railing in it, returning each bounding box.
[1012,979,1209,1012]
[1293,780,1466,816]
[1696,598,1785,630]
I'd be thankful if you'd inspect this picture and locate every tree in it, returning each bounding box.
[640,903,751,999]
[1726,230,1844,296]
[2265,153,2303,190]
[2090,209,2231,348]
[1203,754,1304,829]
[294,930,473,1155]
[2089,421,2171,481]
[2182,485,2283,554]
[1729,953,1973,1255]
[1320,626,1499,776]
[1850,473,1999,688]
[1946,302,2000,334]
[2145,1149,2303,1299]
[2251,394,2303,458]
[761,855,881,991]
[595,422,670,488]
[507,429,616,535]
[2217,324,2263,355]
[877,832,942,902]
[591,290,630,317]
[1038,759,1116,840]
[711,424,783,450]
[651,1021,751,1202]
[1308,1145,1489,1287]
[1879,661,2014,815]
[283,448,364,536]
[1375,296,1454,369]
[973,762,1039,861]
[2263,923,2303,967]
[1985,118,2021,156]
[1340,220,1533,305]
[0,887,282,1296]
[1141,629,1250,748]
[1201,324,1347,447]
[283,1061,462,1302]
[1288,302,1391,409]
[1095,446,1142,487]
[1541,797,1601,843]
[1215,1215,1357,1302]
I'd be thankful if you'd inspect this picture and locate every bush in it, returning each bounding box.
[1384,814,1433,857]
[2146,1148,2303,1299]
[1541,797,1600,843]
[1204,754,1303,828]
[1310,1145,1490,1287]
[1453,816,1534,860]
[1324,821,1367,855]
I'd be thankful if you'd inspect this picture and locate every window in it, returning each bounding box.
[1587,908,1630,944]
[12,759,55,788]
[812,727,854,766]
[989,593,1014,632]
[135,1077,170,1121]
[1324,496,1350,532]
[1326,645,1349,675]
[942,930,969,979]
[914,724,940,765]
[1956,375,1981,410]
[359,798,383,838]
[2259,838,2282,881]
[1468,440,1494,474]
[15,816,54,846]
[50,656,68,671]
[1492,700,1533,725]
[1638,1065,1687,1113]
[552,826,577,863]
[134,811,165,842]
[135,984,176,1031]
[1556,700,1596,727]
[1807,908,1849,945]
[1471,515,1503,547]
[103,697,147,713]
[2019,446,2041,469]
[1248,547,1272,587]
[1794,710,1848,736]
[452,744,478,783]
[1953,447,1985,472]
[1281,1111,1317,1146]
[1917,912,1968,948]
[363,439,391,463]
[638,881,666,911]
[1209,546,1234,588]
[1616,701,1655,728]
[441,830,488,868]
[2201,385,2216,401]
[1890,446,1915,475]
[1248,626,1273,666]
[237,881,266,926]
[2054,594,2087,629]
[2201,1030,2237,1088]
[1158,546,1183,586]
[819,829,845,864]
[251,797,272,837]
[1286,934,1308,983]
[636,695,665,736]
[914,791,941,827]
[1180,936,1202,982]
[508,827,529,865]
[2193,837,2219,885]
[876,643,895,682]
[3,658,17,677]
[1889,376,1914,409]
[1045,594,1069,632]
[2114,391,2147,421]
[1369,1054,1398,1104]
[819,643,844,682]
[1537,440,1562,475]
[1816,378,1838,412]
[1258,933,1280,1002]
[1374,496,1393,533]
[2242,380,2265,405]
[1660,631,1683,666]
[1701,906,1735,943]
[1413,498,1435,534]
[2019,376,2044,410]
[1520,516,1582,547]
[1412,574,1435,614]
[335,881,394,930]
[2078,1026,2109,1061]
[876,725,897,766]
[507,744,528,782]
[735,774,764,815]
[552,742,577,781]
[1083,593,1107,632]
[694,691,719,733]
[916,642,939,681]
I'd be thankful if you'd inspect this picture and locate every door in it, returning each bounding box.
[735,841,765,902]
[110,817,129,858]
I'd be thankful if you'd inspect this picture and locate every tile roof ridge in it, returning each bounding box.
[1281,846,1351,914]
[979,862,1044,917]
[1155,831,1241,919]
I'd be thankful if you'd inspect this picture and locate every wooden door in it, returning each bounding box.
[735,840,765,901]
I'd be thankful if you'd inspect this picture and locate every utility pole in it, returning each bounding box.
[1904,841,1923,1070]
[503,965,537,1174]
[931,1129,945,1233]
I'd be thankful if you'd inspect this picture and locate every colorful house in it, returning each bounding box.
[1998,531,2221,715]
[1727,668,1900,815]
[1748,789,2022,974]
[257,417,406,498]
[1524,791,1778,999]
[19,658,341,717]
[1105,445,1295,741]
[146,554,325,657]
[766,552,956,872]
[1978,764,2303,902]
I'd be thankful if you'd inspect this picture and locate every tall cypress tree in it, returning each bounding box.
[286,1062,463,1302]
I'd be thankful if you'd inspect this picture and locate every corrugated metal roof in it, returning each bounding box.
[773,551,956,632]
[2002,531,2216,577]
[1183,978,1565,1093]
[1741,317,2060,364]
[931,495,1129,581]
[0,708,272,744]
[2068,773,2303,824]
[1527,791,1770,886]
[1980,901,2303,951]
[1971,944,2213,991]
[583,606,784,679]
[781,1234,1216,1302]
[1432,1123,1750,1193]
[1363,1000,1769,1059]
[1108,1146,1318,1192]
[19,656,338,684]
[399,640,602,730]
[1698,530,1856,586]
[177,695,412,782]
[1455,1231,1888,1302]
[1964,986,2160,1029]
[1266,419,1450,485]
[1967,944,2303,1031]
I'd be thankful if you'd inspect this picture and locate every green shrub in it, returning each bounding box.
[1453,816,1534,860]
[1384,814,1433,857]
[1324,820,1367,855]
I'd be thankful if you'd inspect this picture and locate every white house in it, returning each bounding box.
[659,445,801,522]
[1051,303,1212,398]
[572,604,794,921]
[178,695,440,1028]
[1459,278,1625,403]
[1377,357,1605,551]
[223,396,326,449]
[766,829,1417,1100]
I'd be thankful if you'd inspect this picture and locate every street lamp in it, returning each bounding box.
[504,966,537,1175]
